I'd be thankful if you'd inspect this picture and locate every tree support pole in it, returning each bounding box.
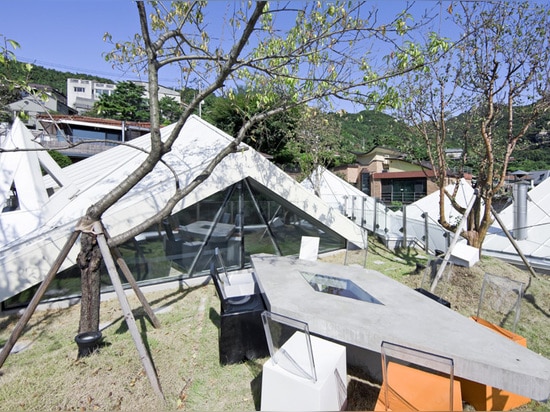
[103,229,161,329]
[430,190,477,293]
[490,205,537,288]
[93,221,165,401]
[0,229,81,369]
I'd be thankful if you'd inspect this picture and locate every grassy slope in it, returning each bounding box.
[0,238,549,411]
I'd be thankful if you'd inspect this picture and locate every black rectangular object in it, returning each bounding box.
[415,288,451,308]
[218,293,269,364]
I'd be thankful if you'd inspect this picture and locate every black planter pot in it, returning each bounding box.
[74,331,103,358]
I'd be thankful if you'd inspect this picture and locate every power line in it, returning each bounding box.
[16,56,181,88]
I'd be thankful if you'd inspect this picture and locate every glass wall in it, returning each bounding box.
[381,178,427,205]
[2,178,345,309]
[56,127,121,143]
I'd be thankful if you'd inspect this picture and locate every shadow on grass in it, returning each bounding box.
[1,305,77,358]
[208,307,221,329]
[104,280,213,388]
[110,281,210,335]
[393,246,426,267]
[246,358,264,410]
[524,293,550,318]
[368,239,429,275]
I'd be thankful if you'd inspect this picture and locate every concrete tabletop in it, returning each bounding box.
[251,253,550,401]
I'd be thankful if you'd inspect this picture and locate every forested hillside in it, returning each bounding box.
[3,62,550,170]
[337,110,414,153]
[0,61,113,95]
[339,108,550,172]
[446,106,550,172]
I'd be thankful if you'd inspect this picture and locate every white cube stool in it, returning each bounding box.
[260,313,347,411]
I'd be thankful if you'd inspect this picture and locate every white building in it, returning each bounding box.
[132,81,181,103]
[67,78,181,114]
[66,79,117,113]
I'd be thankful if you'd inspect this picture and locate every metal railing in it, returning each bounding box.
[380,191,427,205]
[331,193,451,255]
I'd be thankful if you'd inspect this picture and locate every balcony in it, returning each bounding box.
[38,137,119,158]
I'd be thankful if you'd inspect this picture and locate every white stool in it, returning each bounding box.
[260,312,347,411]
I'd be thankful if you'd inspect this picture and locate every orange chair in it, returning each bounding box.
[458,316,530,411]
[374,341,462,411]
[459,272,530,411]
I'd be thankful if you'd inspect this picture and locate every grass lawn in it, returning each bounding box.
[1,238,549,411]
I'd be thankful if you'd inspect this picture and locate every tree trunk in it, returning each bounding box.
[77,232,102,333]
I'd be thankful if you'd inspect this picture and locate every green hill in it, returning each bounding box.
[3,61,550,171]
[337,110,414,153]
[0,60,113,95]
[445,105,550,172]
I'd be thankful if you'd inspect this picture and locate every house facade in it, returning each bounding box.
[37,114,151,160]
[334,147,438,205]
[7,84,77,129]
[66,78,116,113]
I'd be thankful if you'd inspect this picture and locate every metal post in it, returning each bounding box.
[373,198,378,234]
[238,182,245,268]
[361,196,366,228]
[402,204,407,248]
[343,195,348,217]
[422,212,430,253]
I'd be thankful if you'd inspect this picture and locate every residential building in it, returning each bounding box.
[36,114,151,160]
[66,78,117,113]
[132,80,181,103]
[7,84,77,129]
[334,146,438,205]
[445,148,464,160]
[66,78,181,114]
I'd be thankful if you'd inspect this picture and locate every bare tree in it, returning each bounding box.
[0,2,446,335]
[64,1,444,333]
[395,1,550,249]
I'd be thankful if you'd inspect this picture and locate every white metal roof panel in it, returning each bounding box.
[0,116,367,301]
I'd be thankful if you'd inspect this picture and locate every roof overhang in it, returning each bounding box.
[39,118,123,131]
[372,170,435,179]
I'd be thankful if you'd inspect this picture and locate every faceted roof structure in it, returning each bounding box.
[305,163,550,272]
[483,177,550,271]
[0,116,366,302]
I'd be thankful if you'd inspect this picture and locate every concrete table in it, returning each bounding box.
[250,253,550,401]
[179,221,235,241]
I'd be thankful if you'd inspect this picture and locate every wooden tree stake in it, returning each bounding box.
[93,221,165,401]
[0,230,81,369]
[103,228,161,329]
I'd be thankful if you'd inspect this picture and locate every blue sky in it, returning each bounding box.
[4,1,289,87]
[3,1,452,99]
[3,1,141,81]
